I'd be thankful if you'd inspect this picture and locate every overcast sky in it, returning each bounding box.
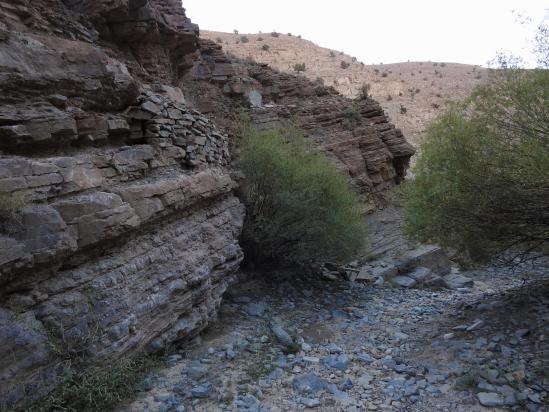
[184,0,547,67]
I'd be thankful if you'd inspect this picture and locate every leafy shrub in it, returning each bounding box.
[240,36,249,43]
[271,31,280,37]
[293,63,306,72]
[357,82,371,100]
[329,51,336,58]
[400,105,407,114]
[343,105,362,129]
[340,61,350,69]
[403,65,549,264]
[239,121,367,266]
[261,44,270,51]
[381,72,388,77]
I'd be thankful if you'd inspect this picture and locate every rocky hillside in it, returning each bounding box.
[203,31,489,146]
[0,1,413,409]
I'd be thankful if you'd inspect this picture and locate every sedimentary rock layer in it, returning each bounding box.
[185,40,416,205]
[0,1,243,409]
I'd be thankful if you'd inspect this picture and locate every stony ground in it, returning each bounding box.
[119,210,548,412]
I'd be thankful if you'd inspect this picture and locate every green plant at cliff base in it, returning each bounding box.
[402,63,549,265]
[238,119,367,266]
[25,355,165,412]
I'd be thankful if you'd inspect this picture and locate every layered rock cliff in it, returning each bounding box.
[0,1,413,409]
[0,1,243,409]
[184,40,415,205]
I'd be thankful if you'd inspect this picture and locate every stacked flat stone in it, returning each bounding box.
[0,1,243,410]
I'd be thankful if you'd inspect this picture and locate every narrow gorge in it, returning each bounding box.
[0,1,415,409]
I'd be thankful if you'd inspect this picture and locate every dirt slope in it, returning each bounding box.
[202,31,489,146]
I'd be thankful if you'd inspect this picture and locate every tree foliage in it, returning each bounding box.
[239,120,367,266]
[403,64,549,264]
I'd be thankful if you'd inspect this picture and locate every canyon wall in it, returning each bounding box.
[0,1,414,409]
[0,1,243,409]
[185,40,415,205]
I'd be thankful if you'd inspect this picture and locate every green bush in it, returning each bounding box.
[357,82,371,100]
[239,121,367,266]
[293,63,306,72]
[402,66,549,264]
[343,105,362,129]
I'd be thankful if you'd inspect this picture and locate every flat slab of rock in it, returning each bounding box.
[478,392,505,407]
[398,245,452,275]
[444,273,474,289]
[391,276,417,288]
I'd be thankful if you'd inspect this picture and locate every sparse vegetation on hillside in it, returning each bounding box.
[201,30,489,147]
[239,120,367,266]
[262,44,270,51]
[340,61,350,69]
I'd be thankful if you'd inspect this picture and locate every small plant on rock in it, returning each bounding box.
[293,63,306,72]
[343,105,362,129]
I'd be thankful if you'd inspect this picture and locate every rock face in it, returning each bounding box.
[184,40,415,206]
[0,2,414,409]
[0,1,243,409]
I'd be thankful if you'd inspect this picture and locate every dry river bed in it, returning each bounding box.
[119,262,548,412]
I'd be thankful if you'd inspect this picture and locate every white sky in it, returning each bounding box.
[184,0,547,67]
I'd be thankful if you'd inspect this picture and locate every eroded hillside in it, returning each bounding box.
[203,31,489,146]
